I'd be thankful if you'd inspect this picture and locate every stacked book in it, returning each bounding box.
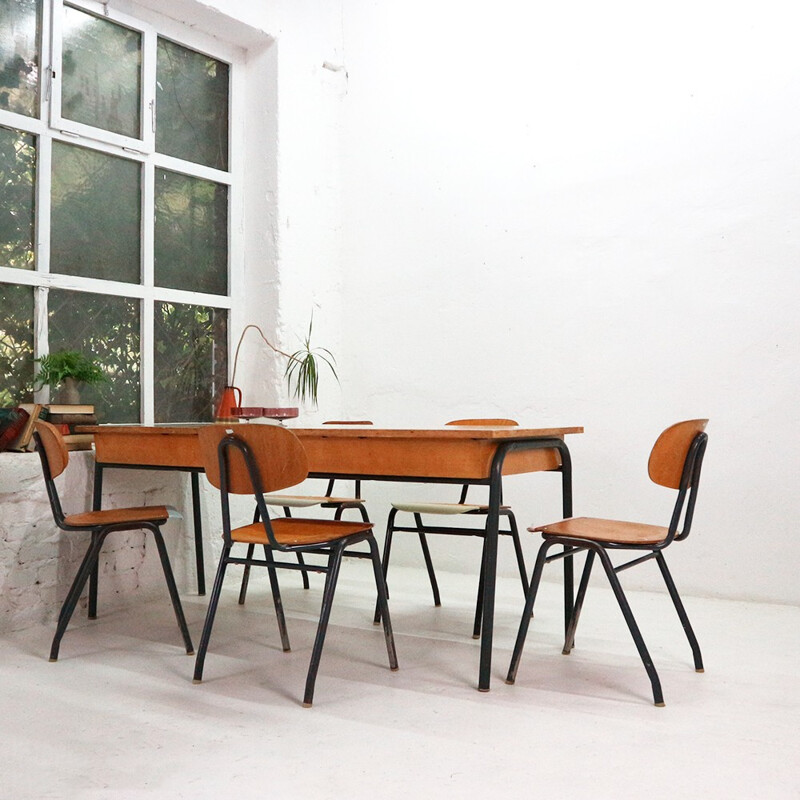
[0,404,40,452]
[44,404,97,451]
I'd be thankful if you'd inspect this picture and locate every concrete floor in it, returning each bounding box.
[2,562,798,799]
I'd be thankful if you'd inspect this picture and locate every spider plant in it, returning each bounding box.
[284,314,338,407]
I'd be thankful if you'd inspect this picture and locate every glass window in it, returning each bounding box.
[0,0,40,118]
[154,168,228,294]
[51,141,141,282]
[156,38,229,171]
[0,5,235,423]
[0,125,36,270]
[0,282,34,405]
[49,289,140,422]
[61,4,142,139]
[154,301,227,422]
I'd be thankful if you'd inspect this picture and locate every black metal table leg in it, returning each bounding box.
[88,462,104,619]
[191,470,205,595]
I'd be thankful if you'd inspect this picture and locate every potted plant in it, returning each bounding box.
[35,349,108,404]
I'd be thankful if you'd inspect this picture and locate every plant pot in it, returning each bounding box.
[58,377,82,405]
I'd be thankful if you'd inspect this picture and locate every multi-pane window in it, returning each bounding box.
[0,0,237,422]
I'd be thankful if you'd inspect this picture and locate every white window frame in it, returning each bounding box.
[0,0,245,424]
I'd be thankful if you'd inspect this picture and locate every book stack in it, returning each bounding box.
[44,403,97,451]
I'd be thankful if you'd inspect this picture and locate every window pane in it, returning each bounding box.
[51,141,140,282]
[61,4,141,138]
[156,38,229,171]
[0,282,34,405]
[49,288,140,423]
[154,168,227,294]
[0,0,40,118]
[0,126,36,270]
[154,302,227,423]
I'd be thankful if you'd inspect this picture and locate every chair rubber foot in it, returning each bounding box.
[696,668,705,673]
[655,701,666,707]
[192,678,202,684]
[302,702,312,708]
[88,615,97,620]
[49,657,58,663]
[472,634,480,640]
[562,649,571,655]
[186,650,195,656]
[478,687,490,693]
[391,666,399,672]
[505,679,515,685]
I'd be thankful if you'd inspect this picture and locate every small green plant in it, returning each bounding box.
[284,314,338,407]
[34,349,107,390]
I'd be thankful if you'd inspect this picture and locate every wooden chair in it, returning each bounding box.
[193,423,398,708]
[506,419,709,706]
[374,419,533,638]
[238,420,373,600]
[33,420,194,662]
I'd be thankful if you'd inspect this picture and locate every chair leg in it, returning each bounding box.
[373,508,397,624]
[283,508,310,590]
[656,552,703,672]
[504,511,529,597]
[193,545,231,683]
[415,514,441,607]
[50,531,107,661]
[506,540,553,684]
[238,543,256,604]
[303,544,345,708]
[595,546,664,706]
[150,526,194,654]
[368,536,398,671]
[264,545,291,652]
[472,540,487,640]
[563,549,594,655]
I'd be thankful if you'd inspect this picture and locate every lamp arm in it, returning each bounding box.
[230,324,299,386]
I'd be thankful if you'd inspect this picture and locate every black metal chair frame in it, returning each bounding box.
[34,430,194,662]
[374,482,529,639]
[506,429,709,706]
[193,431,398,708]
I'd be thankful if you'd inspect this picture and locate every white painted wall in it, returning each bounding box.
[334,0,800,604]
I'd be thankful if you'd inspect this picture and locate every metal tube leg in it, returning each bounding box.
[506,540,551,684]
[238,543,256,605]
[415,515,441,607]
[563,550,594,654]
[596,547,664,706]
[373,508,397,624]
[506,511,529,596]
[193,546,231,683]
[368,537,398,671]
[88,465,104,620]
[656,552,703,672]
[50,531,106,661]
[296,552,310,590]
[265,545,291,652]
[472,540,487,640]
[191,471,205,596]
[150,527,194,654]
[303,545,345,708]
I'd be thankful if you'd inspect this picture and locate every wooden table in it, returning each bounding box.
[85,423,583,691]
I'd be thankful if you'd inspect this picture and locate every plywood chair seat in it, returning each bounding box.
[507,419,709,707]
[64,505,177,528]
[230,517,375,547]
[33,420,193,662]
[533,516,669,546]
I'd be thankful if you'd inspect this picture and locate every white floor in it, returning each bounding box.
[2,562,798,799]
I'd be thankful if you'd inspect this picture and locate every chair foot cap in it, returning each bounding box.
[478,687,490,693]
[391,666,400,672]
[696,668,705,673]
[88,615,97,620]
[192,678,202,684]
[655,701,666,707]
[49,657,58,663]
[562,649,571,655]
[302,702,312,708]
[186,650,195,656]
[472,634,480,640]
[505,679,515,685]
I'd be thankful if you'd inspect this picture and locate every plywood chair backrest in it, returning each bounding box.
[35,420,70,479]
[447,418,518,427]
[199,424,308,495]
[648,419,709,489]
